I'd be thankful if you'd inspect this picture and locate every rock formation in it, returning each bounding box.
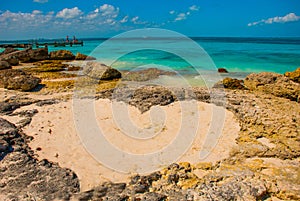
[75,52,96,60]
[49,50,75,60]
[0,69,41,91]
[83,62,122,80]
[244,72,300,102]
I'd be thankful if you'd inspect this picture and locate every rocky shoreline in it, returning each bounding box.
[0,47,299,200]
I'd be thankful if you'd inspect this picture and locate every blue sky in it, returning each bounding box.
[0,0,300,40]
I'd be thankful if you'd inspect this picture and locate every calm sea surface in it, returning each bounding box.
[1,37,300,83]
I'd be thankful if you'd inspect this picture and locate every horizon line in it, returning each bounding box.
[1,36,300,42]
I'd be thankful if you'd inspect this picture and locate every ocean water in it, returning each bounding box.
[1,37,300,82]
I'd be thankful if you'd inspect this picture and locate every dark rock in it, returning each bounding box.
[73,182,127,200]
[83,62,122,80]
[36,99,59,106]
[75,52,96,60]
[27,47,49,61]
[122,68,176,82]
[244,72,279,89]
[0,47,48,63]
[136,192,167,201]
[244,72,300,102]
[0,140,9,152]
[130,175,141,185]
[106,183,126,194]
[168,174,179,183]
[0,49,26,63]
[49,50,75,60]
[68,66,82,71]
[213,77,245,90]
[103,194,129,201]
[0,117,80,200]
[0,117,18,158]
[30,60,68,72]
[129,86,175,113]
[0,96,38,114]
[0,116,17,134]
[0,61,11,70]
[0,69,41,91]
[4,57,19,66]
[97,85,177,113]
[0,47,17,56]
[146,171,162,183]
[0,47,19,65]
[133,183,149,193]
[218,68,229,73]
[284,67,300,83]
[16,117,32,128]
[10,109,38,117]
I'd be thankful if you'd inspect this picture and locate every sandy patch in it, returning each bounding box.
[4,98,240,191]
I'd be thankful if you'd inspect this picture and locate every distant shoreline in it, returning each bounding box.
[1,36,300,43]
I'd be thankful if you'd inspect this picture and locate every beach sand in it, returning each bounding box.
[2,96,239,191]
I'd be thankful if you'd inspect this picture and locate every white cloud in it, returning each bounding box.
[86,12,98,20]
[248,12,300,26]
[99,4,119,18]
[0,3,151,39]
[56,7,83,19]
[174,13,187,21]
[32,10,42,15]
[189,5,199,11]
[171,5,199,22]
[131,16,139,23]
[0,10,54,29]
[120,15,129,23]
[130,16,147,25]
[33,0,48,3]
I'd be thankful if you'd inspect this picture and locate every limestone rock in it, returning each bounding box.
[27,47,49,61]
[122,68,176,82]
[49,50,75,60]
[0,117,80,200]
[284,67,300,83]
[129,86,175,113]
[214,77,245,89]
[218,68,229,73]
[75,52,96,60]
[244,72,300,101]
[0,69,41,91]
[30,60,68,72]
[0,61,11,70]
[0,47,17,56]
[0,47,19,65]
[83,62,121,80]
[0,47,48,63]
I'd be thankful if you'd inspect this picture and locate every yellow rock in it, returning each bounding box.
[194,162,213,170]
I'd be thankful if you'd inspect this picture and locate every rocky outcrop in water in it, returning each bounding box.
[218,68,229,73]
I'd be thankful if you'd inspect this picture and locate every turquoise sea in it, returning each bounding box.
[1,37,300,82]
